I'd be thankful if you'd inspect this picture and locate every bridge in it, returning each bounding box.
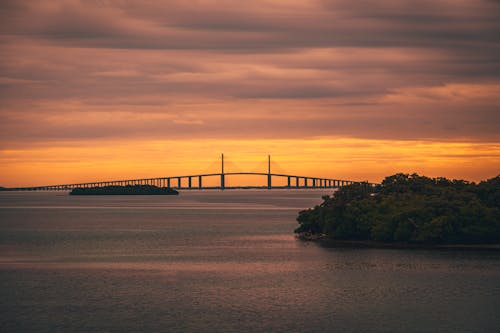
[3,154,377,191]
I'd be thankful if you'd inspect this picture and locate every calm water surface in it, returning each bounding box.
[1,191,499,332]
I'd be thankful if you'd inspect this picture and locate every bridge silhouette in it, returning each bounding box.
[5,154,377,191]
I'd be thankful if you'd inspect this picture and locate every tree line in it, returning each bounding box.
[295,173,500,244]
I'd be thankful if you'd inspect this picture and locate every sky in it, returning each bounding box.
[1,0,499,187]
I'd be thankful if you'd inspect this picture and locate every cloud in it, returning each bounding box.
[1,0,499,52]
[0,0,499,152]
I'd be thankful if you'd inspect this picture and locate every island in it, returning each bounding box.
[70,185,179,195]
[295,173,500,248]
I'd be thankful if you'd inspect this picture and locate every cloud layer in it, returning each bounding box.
[0,0,499,184]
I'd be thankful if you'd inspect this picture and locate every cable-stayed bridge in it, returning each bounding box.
[3,154,377,191]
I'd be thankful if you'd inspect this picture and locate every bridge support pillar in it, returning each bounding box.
[199,176,202,189]
[304,178,308,188]
[177,177,181,188]
[221,153,225,190]
[167,178,171,188]
[188,177,192,189]
[267,154,271,189]
[287,176,291,188]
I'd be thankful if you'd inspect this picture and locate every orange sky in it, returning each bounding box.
[1,1,499,187]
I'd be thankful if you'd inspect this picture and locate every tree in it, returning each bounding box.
[295,173,500,244]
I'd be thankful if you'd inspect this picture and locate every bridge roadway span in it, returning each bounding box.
[5,172,376,191]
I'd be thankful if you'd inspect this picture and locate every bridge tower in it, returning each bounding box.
[221,153,225,190]
[267,155,271,189]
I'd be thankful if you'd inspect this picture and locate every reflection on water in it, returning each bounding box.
[1,190,500,333]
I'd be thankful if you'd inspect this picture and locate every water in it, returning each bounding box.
[1,191,499,333]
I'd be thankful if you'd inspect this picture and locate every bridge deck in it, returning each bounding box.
[2,172,377,191]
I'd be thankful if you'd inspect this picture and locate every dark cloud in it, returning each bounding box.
[2,0,499,51]
[0,0,499,146]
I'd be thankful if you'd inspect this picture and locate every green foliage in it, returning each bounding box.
[295,173,500,244]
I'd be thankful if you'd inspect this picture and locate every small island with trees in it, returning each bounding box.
[70,185,179,195]
[295,173,500,248]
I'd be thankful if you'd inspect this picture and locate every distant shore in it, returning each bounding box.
[70,185,179,195]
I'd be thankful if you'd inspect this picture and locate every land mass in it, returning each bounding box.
[295,173,500,247]
[70,185,179,195]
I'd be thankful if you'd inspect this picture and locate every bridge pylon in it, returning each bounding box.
[267,155,271,189]
[220,153,225,190]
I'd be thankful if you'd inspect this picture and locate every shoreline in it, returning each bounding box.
[296,233,500,251]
